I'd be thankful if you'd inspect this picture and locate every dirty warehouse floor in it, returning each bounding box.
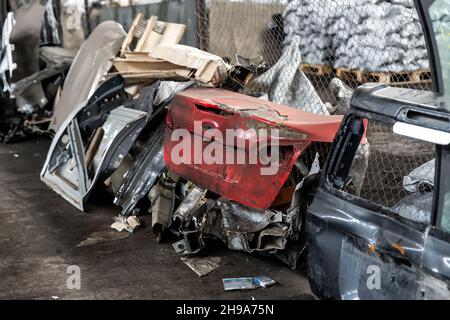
[0,137,314,300]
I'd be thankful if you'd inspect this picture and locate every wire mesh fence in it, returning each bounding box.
[341,118,435,224]
[84,0,432,100]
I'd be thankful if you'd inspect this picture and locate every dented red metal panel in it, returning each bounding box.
[163,88,343,209]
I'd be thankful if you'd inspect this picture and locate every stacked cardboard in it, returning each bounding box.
[111,14,230,86]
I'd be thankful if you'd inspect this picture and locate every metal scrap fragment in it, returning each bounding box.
[180,256,221,277]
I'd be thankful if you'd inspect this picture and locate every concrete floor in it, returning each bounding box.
[0,137,314,300]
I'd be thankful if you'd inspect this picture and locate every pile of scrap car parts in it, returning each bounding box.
[0,1,73,142]
[42,74,148,210]
[152,88,343,267]
[40,14,371,271]
[41,15,232,212]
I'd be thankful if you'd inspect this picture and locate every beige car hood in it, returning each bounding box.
[49,21,126,132]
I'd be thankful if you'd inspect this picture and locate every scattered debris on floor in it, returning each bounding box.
[180,256,222,277]
[223,277,256,291]
[253,275,277,288]
[223,276,276,291]
[111,215,141,233]
[77,230,131,247]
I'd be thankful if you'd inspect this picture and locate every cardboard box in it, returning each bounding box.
[151,44,230,85]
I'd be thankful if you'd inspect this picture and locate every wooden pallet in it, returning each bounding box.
[302,64,432,86]
[300,63,332,76]
[335,68,364,83]
[362,69,431,84]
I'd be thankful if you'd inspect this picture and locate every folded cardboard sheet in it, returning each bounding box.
[112,15,229,86]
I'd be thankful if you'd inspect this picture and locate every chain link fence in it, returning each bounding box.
[83,0,432,95]
[342,118,435,224]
